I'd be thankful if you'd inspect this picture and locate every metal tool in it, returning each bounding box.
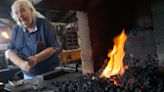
[8,80,23,87]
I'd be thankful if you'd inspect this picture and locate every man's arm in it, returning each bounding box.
[28,47,58,67]
[7,50,32,72]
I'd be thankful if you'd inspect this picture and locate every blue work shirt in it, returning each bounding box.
[9,18,60,77]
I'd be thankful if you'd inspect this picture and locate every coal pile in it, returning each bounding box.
[36,67,163,92]
[47,74,118,92]
[121,54,164,92]
[52,54,163,92]
[34,73,123,92]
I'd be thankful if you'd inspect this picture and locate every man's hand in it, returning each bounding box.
[19,61,32,72]
[28,56,38,67]
[7,50,32,72]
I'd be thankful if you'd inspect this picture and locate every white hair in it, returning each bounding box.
[11,0,45,25]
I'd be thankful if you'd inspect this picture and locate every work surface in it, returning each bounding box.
[4,68,82,92]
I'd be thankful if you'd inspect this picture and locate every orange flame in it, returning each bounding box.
[101,29,127,78]
[1,32,9,39]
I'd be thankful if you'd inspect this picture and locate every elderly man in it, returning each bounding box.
[7,0,60,79]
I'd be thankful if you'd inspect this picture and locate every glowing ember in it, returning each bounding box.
[101,30,127,78]
[1,31,9,39]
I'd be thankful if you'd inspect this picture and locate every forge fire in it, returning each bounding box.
[101,30,127,78]
[43,30,163,92]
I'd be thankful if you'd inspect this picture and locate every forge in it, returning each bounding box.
[1,0,164,92]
